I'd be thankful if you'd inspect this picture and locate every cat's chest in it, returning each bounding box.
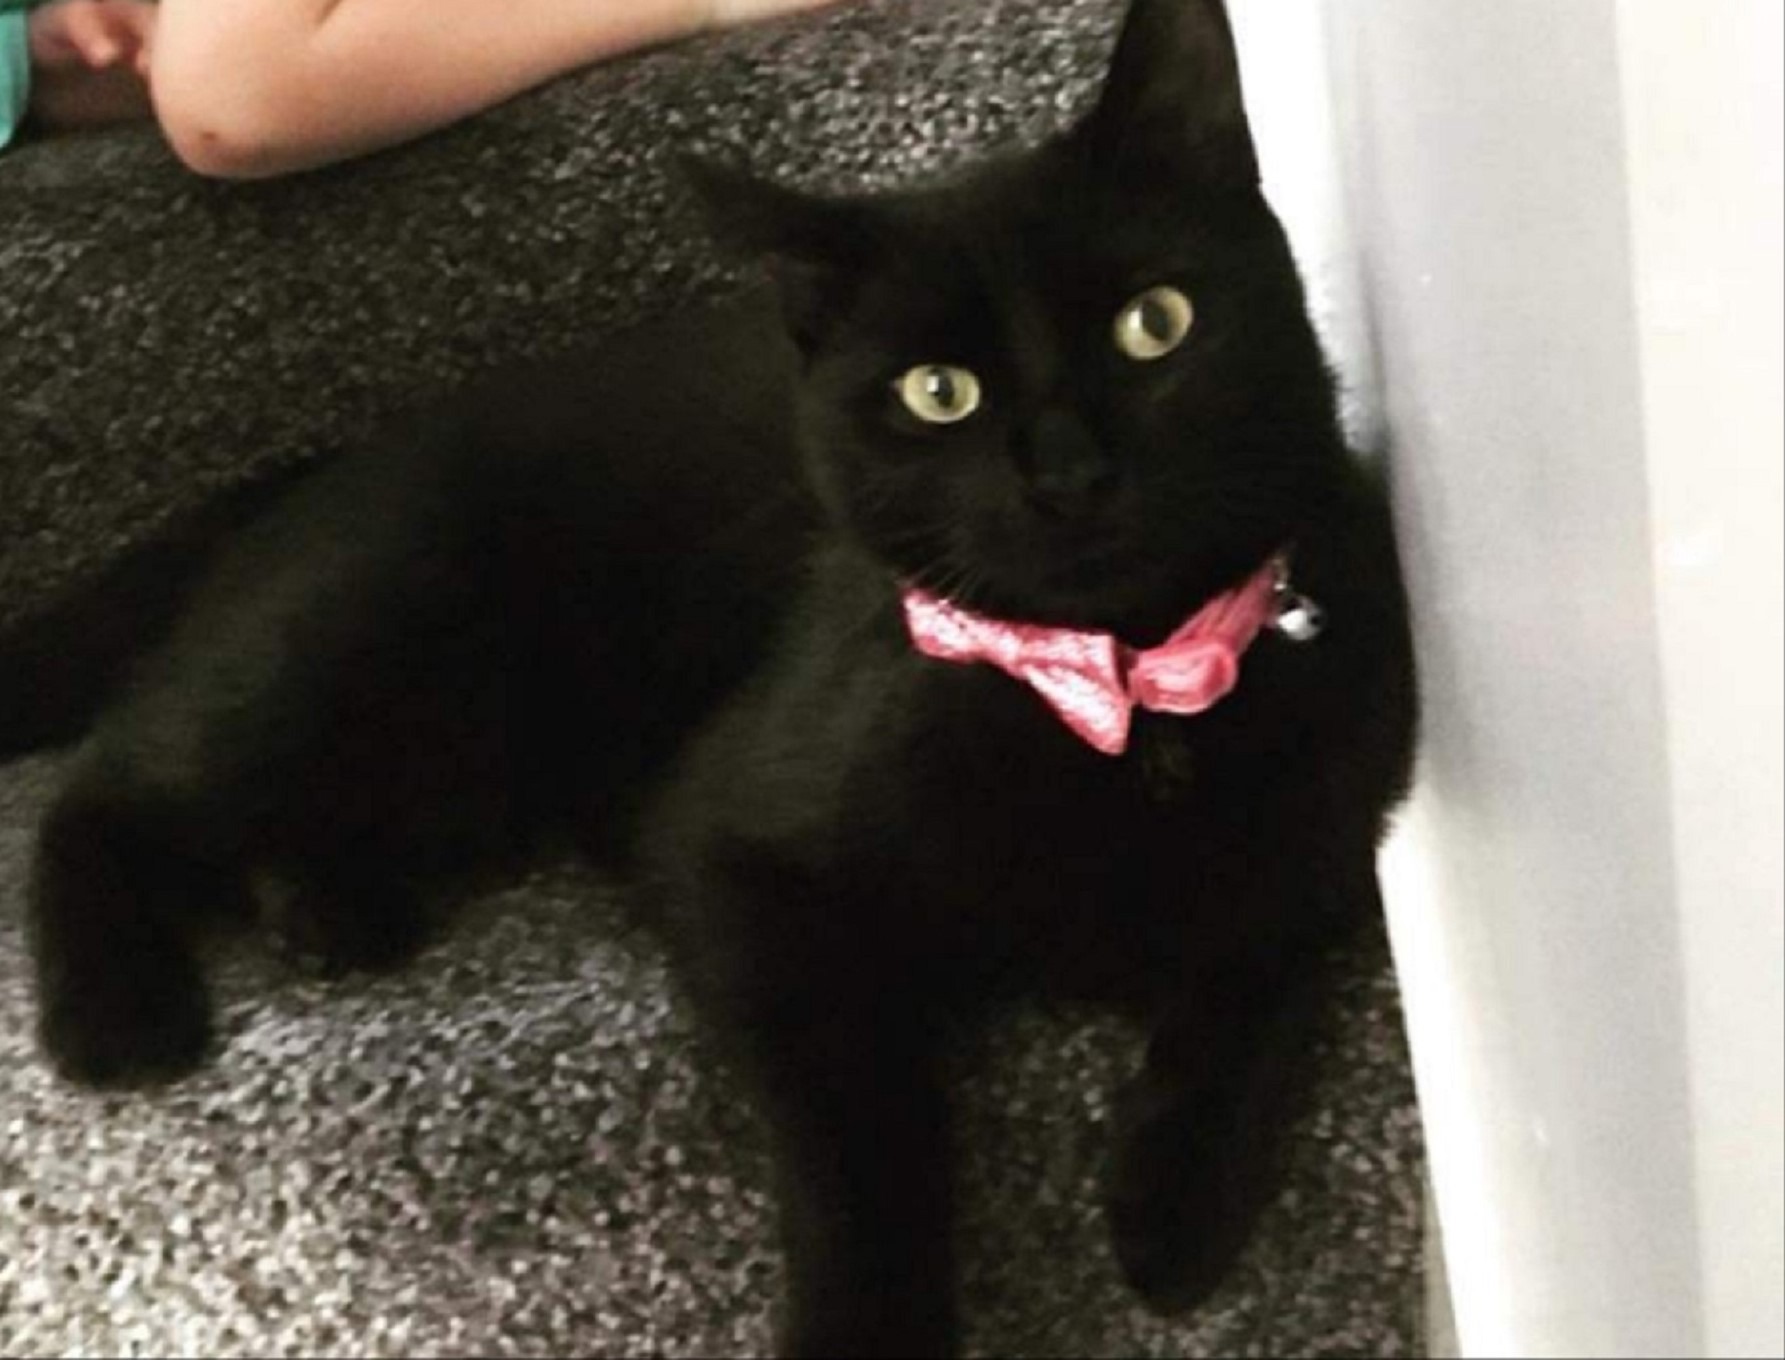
[871,696,1255,996]
[893,669,1241,897]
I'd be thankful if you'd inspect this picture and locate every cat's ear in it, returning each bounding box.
[679,158,877,352]
[1081,0,1260,192]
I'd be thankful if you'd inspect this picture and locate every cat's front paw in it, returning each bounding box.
[1106,1180,1247,1314]
[779,1287,957,1359]
[780,1313,955,1360]
[35,941,213,1089]
[1104,1112,1259,1314]
[29,797,219,1088]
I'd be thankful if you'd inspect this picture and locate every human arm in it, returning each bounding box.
[149,0,842,179]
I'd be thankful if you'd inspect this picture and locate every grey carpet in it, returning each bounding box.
[0,753,1422,1356]
[0,1,1423,1352]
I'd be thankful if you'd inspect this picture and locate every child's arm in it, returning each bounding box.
[150,0,843,180]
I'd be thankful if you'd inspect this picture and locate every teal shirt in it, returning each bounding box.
[1,0,35,151]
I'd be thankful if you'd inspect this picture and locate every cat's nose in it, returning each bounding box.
[1027,462,1118,520]
[1022,412,1118,519]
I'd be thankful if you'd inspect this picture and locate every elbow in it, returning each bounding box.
[161,129,277,181]
[155,104,290,181]
[151,72,312,180]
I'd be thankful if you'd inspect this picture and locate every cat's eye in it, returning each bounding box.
[1112,285,1195,361]
[896,365,983,425]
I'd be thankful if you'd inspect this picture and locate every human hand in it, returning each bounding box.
[29,0,157,76]
[26,0,158,130]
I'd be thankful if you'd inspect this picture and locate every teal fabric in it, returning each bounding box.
[0,2,29,152]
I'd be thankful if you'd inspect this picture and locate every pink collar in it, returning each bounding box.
[901,554,1313,756]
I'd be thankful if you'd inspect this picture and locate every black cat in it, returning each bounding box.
[23,0,1416,1352]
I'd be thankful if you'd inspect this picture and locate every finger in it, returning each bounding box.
[62,3,127,67]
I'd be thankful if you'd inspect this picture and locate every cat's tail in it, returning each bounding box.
[0,463,316,760]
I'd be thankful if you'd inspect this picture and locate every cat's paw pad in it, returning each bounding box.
[36,951,213,1089]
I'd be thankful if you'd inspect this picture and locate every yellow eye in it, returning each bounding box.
[1113,285,1194,360]
[896,364,983,425]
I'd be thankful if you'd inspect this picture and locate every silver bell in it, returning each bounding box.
[1272,588,1326,643]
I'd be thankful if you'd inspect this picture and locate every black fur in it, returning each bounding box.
[22,1,1415,1351]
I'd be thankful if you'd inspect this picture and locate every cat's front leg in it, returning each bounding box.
[725,984,958,1358]
[1104,926,1344,1314]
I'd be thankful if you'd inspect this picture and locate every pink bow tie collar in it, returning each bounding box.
[901,554,1323,755]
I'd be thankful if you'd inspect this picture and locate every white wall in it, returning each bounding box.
[1300,0,1785,1355]
[1229,0,1380,447]
[1616,3,1784,1354]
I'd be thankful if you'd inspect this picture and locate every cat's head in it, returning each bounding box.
[692,0,1344,643]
